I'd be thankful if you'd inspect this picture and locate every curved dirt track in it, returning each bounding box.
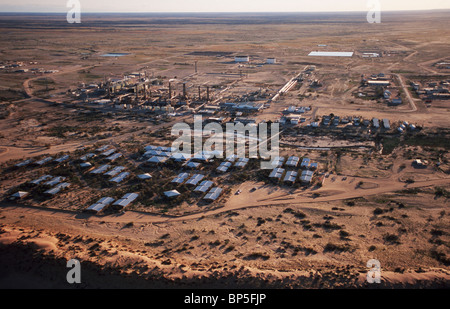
[1,175,448,226]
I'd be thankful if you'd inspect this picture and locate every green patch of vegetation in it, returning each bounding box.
[403,133,450,150]
[382,137,401,154]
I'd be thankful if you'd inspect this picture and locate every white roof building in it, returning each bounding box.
[29,175,53,185]
[234,157,249,168]
[194,180,214,193]
[36,157,53,166]
[171,172,190,184]
[164,190,180,198]
[54,155,70,163]
[147,156,168,164]
[185,174,205,186]
[137,173,152,180]
[217,161,232,173]
[15,159,33,167]
[104,166,125,177]
[87,197,115,213]
[112,193,138,208]
[204,187,223,201]
[283,171,298,183]
[269,168,285,179]
[11,191,29,199]
[44,182,71,195]
[110,172,130,184]
[106,153,122,162]
[90,164,111,174]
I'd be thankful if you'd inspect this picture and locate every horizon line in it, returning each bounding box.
[1,8,450,14]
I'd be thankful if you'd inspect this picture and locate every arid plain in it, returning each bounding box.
[0,11,449,288]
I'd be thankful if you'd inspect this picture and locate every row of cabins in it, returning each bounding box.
[269,156,318,185]
[86,193,139,213]
[269,168,315,185]
[11,174,72,200]
[167,172,223,202]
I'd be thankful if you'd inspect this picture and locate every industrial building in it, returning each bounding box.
[234,55,250,63]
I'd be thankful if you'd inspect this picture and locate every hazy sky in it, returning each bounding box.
[0,0,449,13]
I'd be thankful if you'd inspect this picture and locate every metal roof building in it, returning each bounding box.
[204,187,223,201]
[217,161,232,172]
[29,175,53,185]
[193,152,212,161]
[101,149,116,157]
[54,155,70,163]
[283,171,298,183]
[144,145,158,151]
[143,150,171,157]
[194,180,214,193]
[106,153,122,162]
[104,166,125,177]
[96,145,110,152]
[308,51,354,57]
[112,193,139,209]
[234,157,249,168]
[44,182,71,195]
[137,173,152,180]
[184,161,202,169]
[110,172,130,184]
[286,156,300,167]
[300,158,310,169]
[170,152,192,161]
[164,190,180,198]
[372,118,380,128]
[87,197,115,213]
[11,191,29,199]
[44,176,66,187]
[80,153,95,161]
[382,119,390,129]
[147,156,168,164]
[36,157,53,166]
[226,155,237,162]
[171,172,190,184]
[185,174,205,186]
[269,168,285,179]
[15,159,33,167]
[300,170,314,184]
[90,164,111,174]
[270,156,285,168]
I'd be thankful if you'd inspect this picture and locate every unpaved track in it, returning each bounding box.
[1,175,448,226]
